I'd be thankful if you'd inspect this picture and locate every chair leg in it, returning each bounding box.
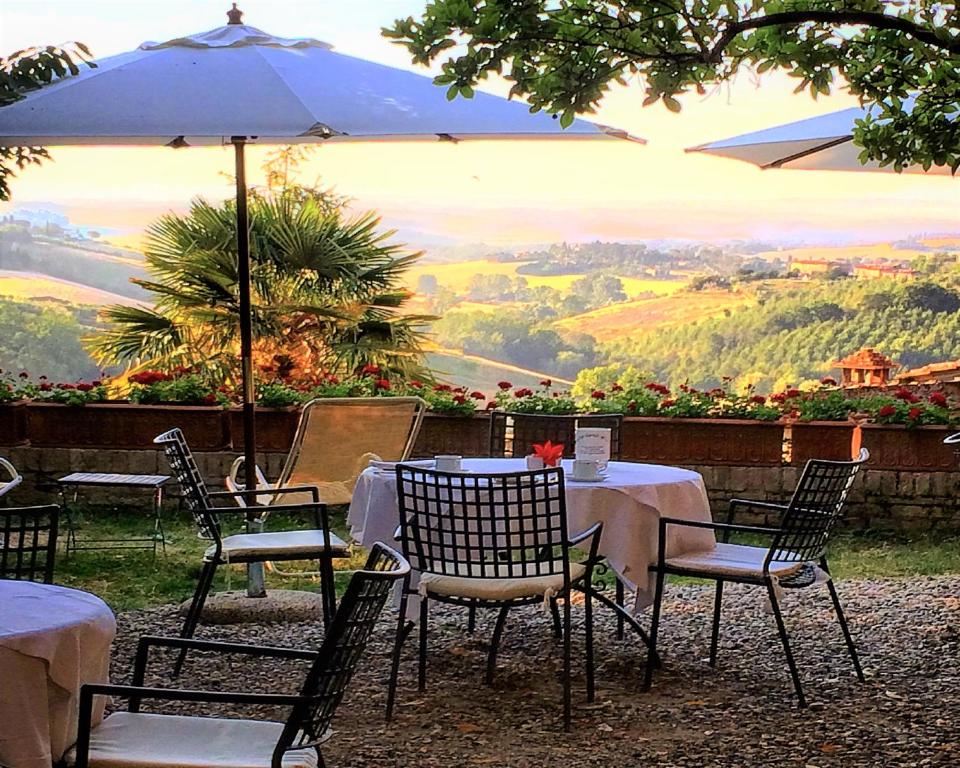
[318,555,337,630]
[709,580,723,667]
[550,597,562,639]
[486,605,510,685]
[467,604,477,633]
[418,597,429,692]
[581,586,659,664]
[562,594,572,731]
[386,590,412,720]
[584,583,595,703]
[174,559,217,677]
[642,568,666,691]
[766,580,806,708]
[824,571,865,682]
[615,578,625,641]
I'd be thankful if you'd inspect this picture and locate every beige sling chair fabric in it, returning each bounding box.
[228,397,427,508]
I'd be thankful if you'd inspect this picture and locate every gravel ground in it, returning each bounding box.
[112,576,959,768]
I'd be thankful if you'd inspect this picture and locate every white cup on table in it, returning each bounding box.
[435,454,462,472]
[571,459,601,481]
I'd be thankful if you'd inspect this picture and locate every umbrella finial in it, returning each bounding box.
[227,3,244,25]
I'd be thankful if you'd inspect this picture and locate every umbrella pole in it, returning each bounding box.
[233,137,265,598]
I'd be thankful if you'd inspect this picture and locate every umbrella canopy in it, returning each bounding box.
[0,16,639,147]
[687,96,951,175]
[0,5,641,575]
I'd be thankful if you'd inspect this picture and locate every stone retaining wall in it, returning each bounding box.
[1,412,957,530]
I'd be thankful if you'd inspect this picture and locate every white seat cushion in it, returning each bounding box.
[206,530,350,560]
[420,562,587,601]
[67,711,317,768]
[665,542,806,579]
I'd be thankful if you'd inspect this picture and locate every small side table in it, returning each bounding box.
[57,473,170,557]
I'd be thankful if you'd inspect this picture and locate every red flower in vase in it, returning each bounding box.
[532,440,564,467]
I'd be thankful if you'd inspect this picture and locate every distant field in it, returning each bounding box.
[427,350,570,394]
[406,259,683,298]
[753,240,957,263]
[553,290,752,342]
[0,270,141,306]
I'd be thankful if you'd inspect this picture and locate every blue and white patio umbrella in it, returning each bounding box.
[0,4,642,505]
[687,97,952,175]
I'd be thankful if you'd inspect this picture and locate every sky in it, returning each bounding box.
[1,0,958,248]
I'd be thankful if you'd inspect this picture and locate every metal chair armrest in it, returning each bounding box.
[74,684,309,768]
[208,485,321,504]
[569,521,603,565]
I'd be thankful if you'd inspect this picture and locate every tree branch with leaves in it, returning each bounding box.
[1,43,94,199]
[386,1,960,172]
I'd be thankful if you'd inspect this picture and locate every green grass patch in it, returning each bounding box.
[53,507,960,611]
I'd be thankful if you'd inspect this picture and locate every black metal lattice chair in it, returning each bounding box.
[153,428,350,673]
[488,411,634,638]
[0,504,59,583]
[71,543,408,768]
[643,449,869,707]
[386,465,603,731]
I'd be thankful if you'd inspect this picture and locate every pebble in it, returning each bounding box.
[111,576,959,767]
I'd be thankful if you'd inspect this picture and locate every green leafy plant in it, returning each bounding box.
[387,1,960,173]
[127,369,227,406]
[408,381,485,416]
[494,380,578,415]
[88,189,432,386]
[255,380,304,408]
[854,389,956,427]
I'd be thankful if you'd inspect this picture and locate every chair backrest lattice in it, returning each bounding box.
[396,465,570,580]
[276,543,408,756]
[488,412,623,461]
[0,504,59,583]
[275,397,426,505]
[153,428,220,541]
[767,448,869,566]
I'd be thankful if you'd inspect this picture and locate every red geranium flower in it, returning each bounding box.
[929,392,948,407]
[361,364,381,376]
[514,387,534,398]
[645,382,670,395]
[497,381,512,390]
[374,378,391,391]
[785,388,802,399]
[626,400,638,412]
[76,383,93,392]
[485,401,497,410]
[326,375,340,385]
[611,382,624,392]
[453,394,467,405]
[409,380,424,389]
[750,395,767,404]
[470,391,485,400]
[591,390,606,400]
[660,398,676,408]
[770,392,787,404]
[203,393,218,405]
[539,378,552,387]
[878,405,897,418]
[908,407,923,421]
[18,371,28,379]
[894,387,920,403]
[39,382,52,392]
[433,383,452,392]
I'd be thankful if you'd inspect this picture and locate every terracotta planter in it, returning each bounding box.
[413,413,490,458]
[26,402,229,450]
[858,424,957,471]
[622,417,784,466]
[0,401,28,446]
[228,407,301,453]
[790,421,859,465]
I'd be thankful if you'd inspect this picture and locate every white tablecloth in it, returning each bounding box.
[0,581,116,768]
[348,458,715,612]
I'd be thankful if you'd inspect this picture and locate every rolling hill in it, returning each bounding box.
[0,270,142,307]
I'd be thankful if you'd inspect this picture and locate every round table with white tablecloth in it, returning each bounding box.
[0,581,116,768]
[348,458,716,612]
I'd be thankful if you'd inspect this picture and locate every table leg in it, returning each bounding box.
[153,487,167,557]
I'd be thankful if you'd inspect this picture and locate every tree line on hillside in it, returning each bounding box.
[0,297,101,380]
[601,279,960,392]
[512,241,740,277]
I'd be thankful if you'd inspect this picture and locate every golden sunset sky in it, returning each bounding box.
[1,0,957,247]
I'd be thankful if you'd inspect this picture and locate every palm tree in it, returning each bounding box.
[87,189,432,385]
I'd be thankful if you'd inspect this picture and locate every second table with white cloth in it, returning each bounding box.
[0,581,116,768]
[348,458,716,613]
